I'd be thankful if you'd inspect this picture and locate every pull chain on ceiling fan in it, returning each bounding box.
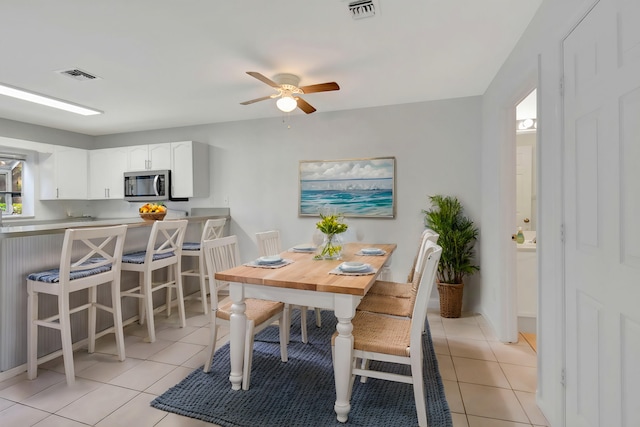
[240,71,340,114]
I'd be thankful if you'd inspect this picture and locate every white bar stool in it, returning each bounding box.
[180,218,226,314]
[120,219,188,343]
[27,225,128,386]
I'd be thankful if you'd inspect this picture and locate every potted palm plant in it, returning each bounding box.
[423,195,479,318]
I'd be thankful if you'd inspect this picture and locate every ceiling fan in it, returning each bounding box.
[240,71,340,114]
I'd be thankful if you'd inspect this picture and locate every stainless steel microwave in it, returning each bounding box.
[124,170,170,202]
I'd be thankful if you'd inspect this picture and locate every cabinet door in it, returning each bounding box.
[105,148,127,198]
[39,147,87,200]
[56,147,87,199]
[148,143,171,170]
[127,145,150,171]
[89,148,127,199]
[38,151,57,200]
[170,141,193,197]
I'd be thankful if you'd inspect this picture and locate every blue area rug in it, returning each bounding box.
[151,310,452,427]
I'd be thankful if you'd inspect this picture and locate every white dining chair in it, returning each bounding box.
[256,230,322,343]
[27,225,128,386]
[203,235,288,390]
[358,228,440,306]
[120,219,188,343]
[332,243,442,427]
[180,218,227,314]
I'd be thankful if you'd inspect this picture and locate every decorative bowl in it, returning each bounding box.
[139,212,166,222]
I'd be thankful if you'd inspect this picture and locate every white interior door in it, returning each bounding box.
[563,0,640,426]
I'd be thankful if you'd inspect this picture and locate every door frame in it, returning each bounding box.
[503,76,539,345]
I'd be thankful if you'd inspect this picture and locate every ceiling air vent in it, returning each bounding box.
[57,68,101,81]
[348,0,376,20]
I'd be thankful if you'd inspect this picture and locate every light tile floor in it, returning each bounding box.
[0,301,549,426]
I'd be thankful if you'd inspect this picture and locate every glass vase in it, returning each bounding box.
[319,233,344,260]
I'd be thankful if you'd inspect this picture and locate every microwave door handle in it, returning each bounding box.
[153,175,160,196]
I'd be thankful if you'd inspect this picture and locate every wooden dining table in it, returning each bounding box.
[214,242,396,423]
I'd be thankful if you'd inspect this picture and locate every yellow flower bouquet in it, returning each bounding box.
[315,213,348,259]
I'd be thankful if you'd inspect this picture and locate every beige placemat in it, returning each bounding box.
[355,250,387,256]
[244,259,294,269]
[288,247,317,253]
[329,265,376,276]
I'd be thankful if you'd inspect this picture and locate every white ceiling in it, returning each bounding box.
[0,0,542,136]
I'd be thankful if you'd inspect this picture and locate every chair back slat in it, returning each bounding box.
[407,239,441,317]
[410,243,442,344]
[256,230,281,257]
[146,220,188,263]
[410,231,439,292]
[203,235,241,308]
[202,218,227,242]
[407,229,439,283]
[59,225,128,282]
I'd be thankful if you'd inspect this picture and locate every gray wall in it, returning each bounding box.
[0,117,92,148]
[0,96,483,312]
[95,96,484,308]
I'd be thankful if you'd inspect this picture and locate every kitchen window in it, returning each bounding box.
[0,155,24,216]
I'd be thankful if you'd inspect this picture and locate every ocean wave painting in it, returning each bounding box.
[299,157,395,218]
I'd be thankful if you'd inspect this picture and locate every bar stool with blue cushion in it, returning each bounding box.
[120,219,188,343]
[180,218,226,314]
[27,225,128,386]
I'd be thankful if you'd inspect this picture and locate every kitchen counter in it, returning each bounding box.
[0,215,228,238]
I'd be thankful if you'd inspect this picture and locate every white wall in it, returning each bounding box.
[481,0,597,425]
[96,97,484,307]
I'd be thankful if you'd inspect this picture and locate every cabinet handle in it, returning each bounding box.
[56,188,59,199]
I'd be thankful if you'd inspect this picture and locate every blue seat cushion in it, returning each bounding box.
[122,250,176,264]
[182,242,200,251]
[28,258,112,283]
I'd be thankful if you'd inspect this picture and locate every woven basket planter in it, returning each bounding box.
[437,281,464,318]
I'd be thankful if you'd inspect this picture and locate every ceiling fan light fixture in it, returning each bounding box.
[276,95,297,112]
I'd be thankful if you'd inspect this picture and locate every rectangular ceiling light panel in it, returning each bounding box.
[0,83,102,116]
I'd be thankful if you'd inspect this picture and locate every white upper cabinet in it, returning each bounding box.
[88,147,128,199]
[39,146,88,200]
[170,141,209,198]
[127,143,171,171]
[37,142,208,202]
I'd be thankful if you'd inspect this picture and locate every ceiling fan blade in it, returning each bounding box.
[246,71,280,88]
[295,97,316,114]
[240,95,276,105]
[299,82,340,94]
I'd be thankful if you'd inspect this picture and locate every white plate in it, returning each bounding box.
[361,248,384,255]
[257,256,283,264]
[293,245,316,252]
[339,262,368,272]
